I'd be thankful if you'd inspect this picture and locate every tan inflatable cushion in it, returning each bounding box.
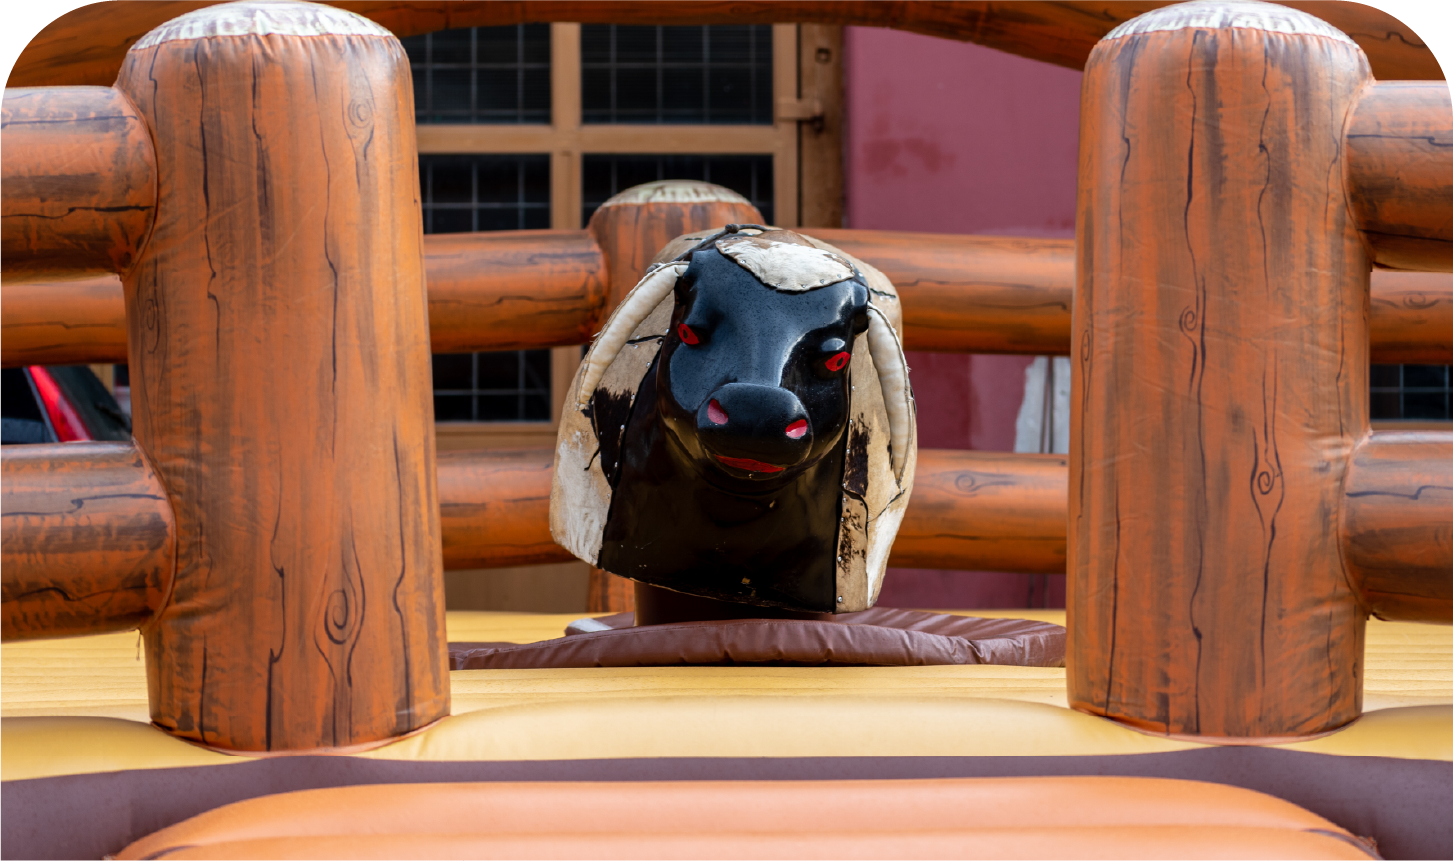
[118,776,1373,859]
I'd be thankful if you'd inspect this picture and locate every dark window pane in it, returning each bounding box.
[476,27,517,63]
[582,73,612,121]
[616,26,657,62]
[616,68,657,114]
[433,394,474,422]
[476,161,520,203]
[523,159,550,202]
[476,351,519,390]
[476,208,521,231]
[1403,364,1448,389]
[1404,391,1448,420]
[404,26,550,124]
[663,68,704,115]
[1369,364,1401,388]
[581,24,772,124]
[476,69,519,115]
[662,26,703,62]
[523,393,551,421]
[431,29,472,64]
[522,24,551,63]
[581,26,611,63]
[432,354,474,390]
[710,68,753,115]
[430,164,473,204]
[522,68,551,115]
[1370,390,1401,420]
[523,349,551,389]
[710,26,752,62]
[421,154,555,423]
[432,69,472,113]
[477,394,521,421]
[429,208,474,234]
[582,154,773,225]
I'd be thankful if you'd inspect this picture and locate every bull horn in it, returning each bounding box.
[575,262,688,408]
[865,305,914,480]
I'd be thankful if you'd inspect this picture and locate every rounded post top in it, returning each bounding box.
[598,180,751,211]
[1104,0,1354,44]
[131,0,392,50]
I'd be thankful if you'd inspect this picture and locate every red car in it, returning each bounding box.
[1,366,131,445]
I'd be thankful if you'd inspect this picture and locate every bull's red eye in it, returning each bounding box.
[678,324,699,345]
[825,351,850,372]
[785,419,808,439]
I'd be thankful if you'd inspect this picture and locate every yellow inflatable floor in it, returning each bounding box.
[4,610,1452,781]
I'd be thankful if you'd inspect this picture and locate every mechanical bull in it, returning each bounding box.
[551,227,916,613]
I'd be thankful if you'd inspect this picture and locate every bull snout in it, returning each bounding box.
[695,382,811,475]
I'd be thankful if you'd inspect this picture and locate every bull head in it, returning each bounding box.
[554,227,916,613]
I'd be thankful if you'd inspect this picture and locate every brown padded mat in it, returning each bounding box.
[449,608,1065,669]
[115,776,1376,860]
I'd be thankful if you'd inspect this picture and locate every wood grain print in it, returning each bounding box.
[1070,5,1373,738]
[10,2,1442,90]
[114,3,447,751]
[0,86,156,283]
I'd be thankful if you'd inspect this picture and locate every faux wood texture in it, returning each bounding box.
[1071,20,1372,738]
[1,87,155,284]
[587,186,764,310]
[438,448,572,569]
[816,229,1074,355]
[1,442,174,641]
[1346,81,1453,272]
[1342,432,1453,624]
[115,24,447,751]
[9,2,1441,89]
[4,232,1447,367]
[425,229,605,354]
[888,450,1066,573]
[1,275,129,366]
[1368,270,1453,364]
[435,446,1067,576]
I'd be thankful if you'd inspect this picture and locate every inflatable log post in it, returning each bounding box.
[112,2,448,751]
[1071,2,1372,739]
[582,181,765,612]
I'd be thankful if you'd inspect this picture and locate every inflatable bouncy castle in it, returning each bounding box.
[2,1,1451,857]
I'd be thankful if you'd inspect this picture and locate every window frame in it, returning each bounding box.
[420,23,843,450]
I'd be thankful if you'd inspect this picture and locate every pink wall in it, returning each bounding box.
[842,26,1081,608]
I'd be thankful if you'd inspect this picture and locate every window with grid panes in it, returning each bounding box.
[582,154,773,224]
[580,25,774,124]
[1371,364,1452,421]
[403,25,551,124]
[405,27,554,425]
[406,22,827,437]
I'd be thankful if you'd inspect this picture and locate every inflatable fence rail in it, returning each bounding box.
[1,0,1451,753]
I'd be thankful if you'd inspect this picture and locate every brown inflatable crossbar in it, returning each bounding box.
[432,447,1073,574]
[0,442,173,641]
[9,1,1440,89]
[3,238,1448,367]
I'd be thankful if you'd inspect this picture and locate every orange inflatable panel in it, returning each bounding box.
[118,776,1375,860]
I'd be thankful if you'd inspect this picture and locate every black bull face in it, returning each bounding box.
[596,249,872,612]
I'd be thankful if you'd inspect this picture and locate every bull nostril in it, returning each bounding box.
[707,399,729,425]
[785,419,808,439]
